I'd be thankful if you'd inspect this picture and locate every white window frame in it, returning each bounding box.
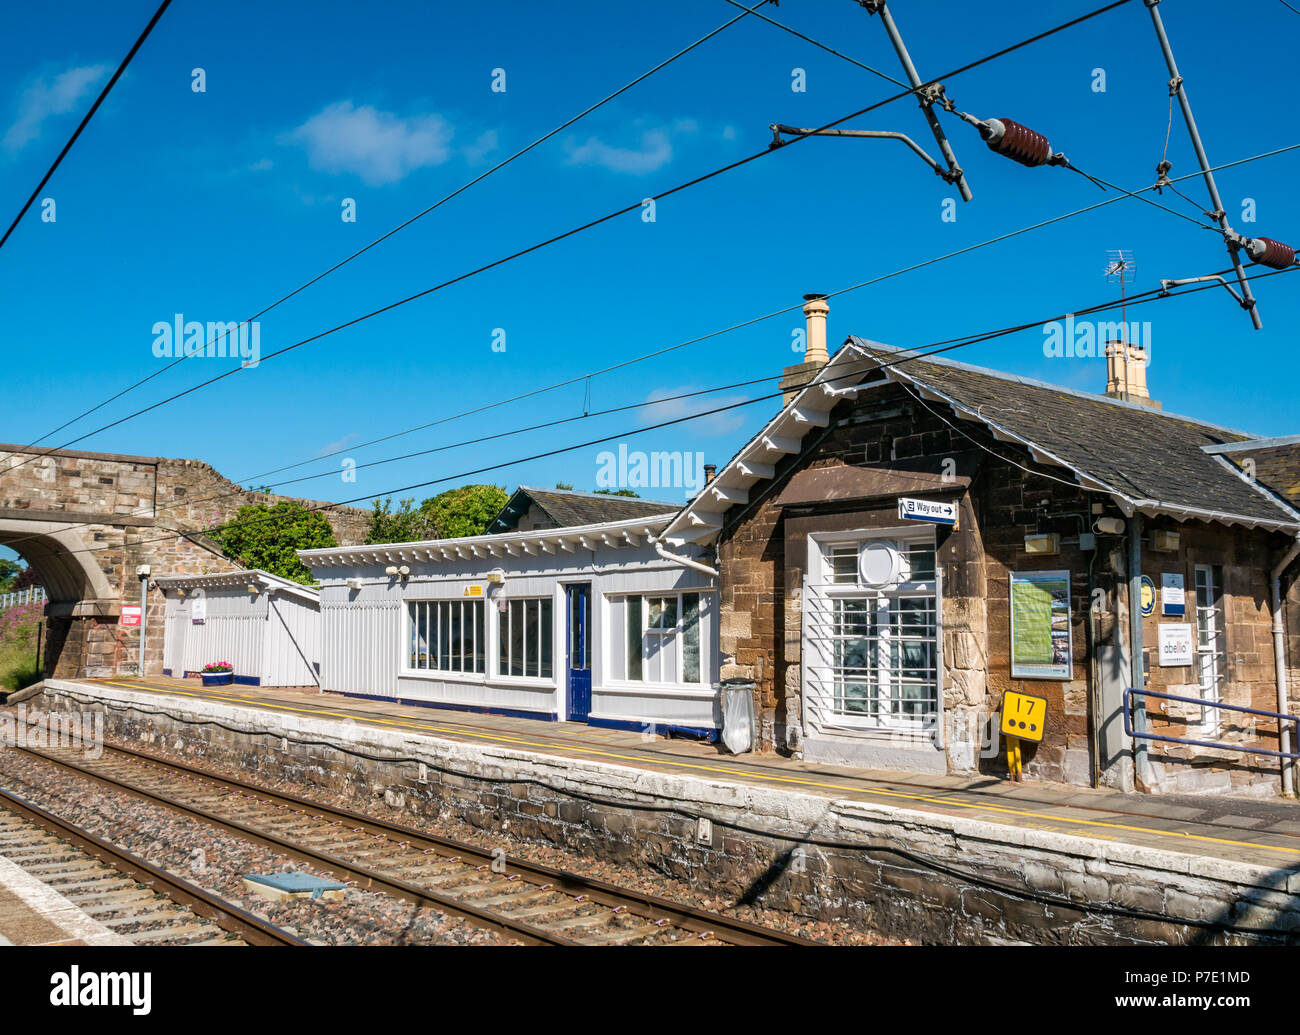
[404,598,487,681]
[609,590,707,688]
[1193,563,1225,733]
[804,527,943,735]
[496,595,556,684]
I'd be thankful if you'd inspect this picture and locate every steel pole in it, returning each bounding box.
[138,574,148,676]
[1145,0,1261,328]
[871,2,973,202]
[1128,514,1151,787]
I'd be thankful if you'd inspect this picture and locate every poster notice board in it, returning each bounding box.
[1010,570,1073,679]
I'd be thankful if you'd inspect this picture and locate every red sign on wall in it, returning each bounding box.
[120,605,142,627]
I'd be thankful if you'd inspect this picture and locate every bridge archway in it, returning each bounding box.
[0,519,121,679]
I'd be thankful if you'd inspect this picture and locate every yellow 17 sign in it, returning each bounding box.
[1000,691,1047,743]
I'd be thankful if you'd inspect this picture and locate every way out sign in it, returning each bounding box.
[897,497,957,526]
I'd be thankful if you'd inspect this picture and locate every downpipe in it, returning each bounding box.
[648,534,718,579]
[1272,534,1300,797]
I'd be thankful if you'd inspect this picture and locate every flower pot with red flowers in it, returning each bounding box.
[201,661,234,687]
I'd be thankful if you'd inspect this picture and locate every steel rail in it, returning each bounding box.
[23,740,815,945]
[10,744,571,946]
[0,783,308,946]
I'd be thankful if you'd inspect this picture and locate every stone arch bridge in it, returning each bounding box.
[0,443,368,679]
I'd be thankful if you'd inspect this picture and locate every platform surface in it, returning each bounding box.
[49,676,1300,874]
[0,854,131,946]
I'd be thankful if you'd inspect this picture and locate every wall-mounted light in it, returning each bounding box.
[247,584,260,595]
[1094,517,1126,536]
[346,578,363,592]
[487,569,506,585]
[1023,533,1061,555]
[176,588,186,597]
[384,565,399,576]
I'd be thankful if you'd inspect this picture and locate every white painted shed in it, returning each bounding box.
[298,514,722,738]
[155,569,321,687]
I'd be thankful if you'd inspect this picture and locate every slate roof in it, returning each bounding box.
[1204,436,1300,507]
[662,337,1300,542]
[850,339,1300,530]
[485,486,681,534]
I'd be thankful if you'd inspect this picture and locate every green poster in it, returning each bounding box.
[1010,570,1072,679]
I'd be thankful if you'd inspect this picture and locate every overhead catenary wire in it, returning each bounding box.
[8,138,1297,548]
[0,0,173,255]
[0,0,1138,479]
[225,141,1294,489]
[20,261,1298,563]
[0,0,774,463]
[717,0,907,87]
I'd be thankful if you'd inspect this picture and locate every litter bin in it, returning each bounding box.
[719,678,756,755]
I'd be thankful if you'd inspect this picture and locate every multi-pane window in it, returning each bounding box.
[1194,565,1226,727]
[499,598,554,679]
[816,537,939,726]
[409,600,485,674]
[612,592,703,685]
[827,541,935,586]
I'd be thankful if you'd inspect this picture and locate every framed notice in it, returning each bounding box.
[1010,570,1073,680]
[1157,623,1194,667]
[1161,573,1186,616]
[191,594,207,625]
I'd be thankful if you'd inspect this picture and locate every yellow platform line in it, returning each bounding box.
[89,679,1299,860]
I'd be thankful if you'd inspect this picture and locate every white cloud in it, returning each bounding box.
[285,101,454,185]
[3,63,111,155]
[564,118,702,176]
[463,128,498,166]
[639,387,749,437]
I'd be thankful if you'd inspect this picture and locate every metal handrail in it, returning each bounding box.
[1123,687,1300,761]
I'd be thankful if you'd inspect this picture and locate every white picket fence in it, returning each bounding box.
[0,586,45,612]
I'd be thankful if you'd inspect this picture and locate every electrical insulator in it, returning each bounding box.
[1244,237,1296,270]
[982,118,1053,167]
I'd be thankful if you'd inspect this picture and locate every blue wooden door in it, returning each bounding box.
[566,584,592,722]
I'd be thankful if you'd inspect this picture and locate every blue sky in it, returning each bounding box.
[1,0,1297,548]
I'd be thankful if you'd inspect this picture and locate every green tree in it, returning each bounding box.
[594,488,639,497]
[553,481,574,491]
[366,497,438,544]
[422,484,508,539]
[365,484,509,544]
[0,559,21,594]
[211,500,337,584]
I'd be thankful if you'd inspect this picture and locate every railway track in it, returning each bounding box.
[10,741,815,946]
[0,786,307,946]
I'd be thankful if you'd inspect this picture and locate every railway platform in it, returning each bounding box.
[24,675,1300,944]
[0,854,129,946]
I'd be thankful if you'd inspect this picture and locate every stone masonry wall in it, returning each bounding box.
[0,445,369,678]
[35,681,1300,946]
[715,386,1294,795]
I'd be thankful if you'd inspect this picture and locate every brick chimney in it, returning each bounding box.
[1104,341,1160,410]
[780,293,831,406]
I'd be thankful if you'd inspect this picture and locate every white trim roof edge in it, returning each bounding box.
[153,568,320,602]
[1204,434,1300,454]
[298,513,676,566]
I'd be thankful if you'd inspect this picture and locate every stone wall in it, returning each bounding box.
[714,385,1294,795]
[0,444,369,678]
[35,680,1300,945]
